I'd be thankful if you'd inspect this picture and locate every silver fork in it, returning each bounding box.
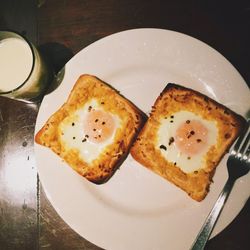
[191,119,250,250]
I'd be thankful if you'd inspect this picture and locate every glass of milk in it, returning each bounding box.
[0,31,52,102]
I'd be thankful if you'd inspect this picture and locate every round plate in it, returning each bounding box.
[35,29,250,250]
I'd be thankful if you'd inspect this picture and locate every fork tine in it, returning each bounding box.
[231,120,250,157]
[246,144,250,157]
[241,140,250,162]
[239,128,250,155]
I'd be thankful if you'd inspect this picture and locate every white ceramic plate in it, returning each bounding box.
[35,29,250,250]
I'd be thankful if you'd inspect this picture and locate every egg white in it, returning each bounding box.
[157,111,218,173]
[59,99,121,163]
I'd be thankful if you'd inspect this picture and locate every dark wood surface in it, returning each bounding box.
[0,0,249,249]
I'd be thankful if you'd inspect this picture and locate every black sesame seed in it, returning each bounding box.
[190,130,195,135]
[187,156,191,160]
[197,139,202,143]
[170,120,174,123]
[168,137,175,146]
[93,128,96,131]
[102,121,106,125]
[72,122,75,126]
[101,102,105,104]
[160,145,167,151]
[85,134,89,138]
[82,138,87,143]
[186,120,190,124]
[95,119,98,122]
[174,162,177,166]
[170,115,174,119]
[73,137,76,140]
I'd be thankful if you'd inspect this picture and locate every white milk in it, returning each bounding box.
[0,37,33,92]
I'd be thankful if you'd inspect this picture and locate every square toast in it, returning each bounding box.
[130,83,246,201]
[35,74,146,184]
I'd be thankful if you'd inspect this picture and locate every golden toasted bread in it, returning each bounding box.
[35,74,147,183]
[130,83,246,201]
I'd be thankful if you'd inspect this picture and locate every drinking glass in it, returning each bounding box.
[0,30,52,102]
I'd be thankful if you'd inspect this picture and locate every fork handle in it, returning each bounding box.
[190,177,235,250]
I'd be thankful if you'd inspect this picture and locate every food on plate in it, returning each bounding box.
[130,83,246,201]
[35,74,147,183]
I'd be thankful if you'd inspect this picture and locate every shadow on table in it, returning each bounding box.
[38,42,74,95]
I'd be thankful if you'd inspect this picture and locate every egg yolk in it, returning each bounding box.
[83,109,115,143]
[175,120,208,155]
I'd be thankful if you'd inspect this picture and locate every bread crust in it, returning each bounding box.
[35,74,147,184]
[130,83,246,201]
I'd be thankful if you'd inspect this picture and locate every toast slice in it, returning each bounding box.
[130,83,246,201]
[35,74,147,184]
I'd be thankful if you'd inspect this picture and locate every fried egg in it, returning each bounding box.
[157,111,218,173]
[59,99,121,163]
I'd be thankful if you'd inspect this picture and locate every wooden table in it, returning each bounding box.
[0,1,249,249]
